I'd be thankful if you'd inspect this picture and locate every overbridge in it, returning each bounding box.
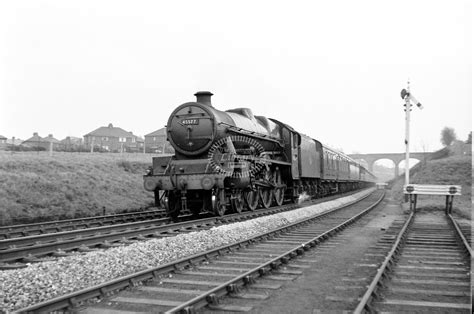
[348,152,432,178]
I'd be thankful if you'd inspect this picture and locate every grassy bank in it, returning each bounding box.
[390,155,472,219]
[2,151,470,225]
[0,151,158,225]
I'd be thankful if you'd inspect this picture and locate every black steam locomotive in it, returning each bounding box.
[144,91,376,219]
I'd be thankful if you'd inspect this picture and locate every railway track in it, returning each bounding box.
[0,209,167,239]
[454,217,472,246]
[354,210,471,313]
[17,190,384,313]
[0,190,359,266]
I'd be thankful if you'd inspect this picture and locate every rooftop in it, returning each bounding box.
[84,123,134,138]
[145,127,166,137]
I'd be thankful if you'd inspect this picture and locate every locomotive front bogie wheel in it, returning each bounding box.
[213,188,227,216]
[231,190,244,213]
[244,189,259,211]
[202,190,213,213]
[154,189,161,208]
[166,191,181,221]
[259,187,273,209]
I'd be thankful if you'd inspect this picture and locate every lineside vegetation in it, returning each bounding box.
[391,155,471,219]
[1,152,470,225]
[0,152,155,225]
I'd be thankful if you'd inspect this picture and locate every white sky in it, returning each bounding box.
[0,0,471,154]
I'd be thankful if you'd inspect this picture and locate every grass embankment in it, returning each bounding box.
[0,152,157,225]
[391,155,472,219]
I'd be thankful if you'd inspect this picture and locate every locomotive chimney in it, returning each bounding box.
[194,91,213,107]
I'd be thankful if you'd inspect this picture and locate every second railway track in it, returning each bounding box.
[0,190,361,266]
[354,209,471,313]
[0,209,167,239]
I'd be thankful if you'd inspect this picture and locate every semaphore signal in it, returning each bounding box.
[401,86,423,110]
[400,79,424,190]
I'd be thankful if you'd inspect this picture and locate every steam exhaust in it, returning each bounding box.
[297,192,311,204]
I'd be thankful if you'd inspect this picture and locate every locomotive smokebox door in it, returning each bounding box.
[167,103,216,156]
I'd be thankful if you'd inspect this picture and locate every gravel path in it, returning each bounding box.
[0,188,374,312]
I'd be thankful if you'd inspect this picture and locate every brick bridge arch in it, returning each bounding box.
[348,152,432,178]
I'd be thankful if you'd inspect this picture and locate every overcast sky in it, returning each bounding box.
[0,0,471,155]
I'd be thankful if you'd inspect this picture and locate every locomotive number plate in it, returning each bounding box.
[181,119,199,125]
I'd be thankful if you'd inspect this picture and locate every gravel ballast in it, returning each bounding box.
[0,188,374,312]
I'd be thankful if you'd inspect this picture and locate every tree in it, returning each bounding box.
[466,131,472,144]
[440,127,457,146]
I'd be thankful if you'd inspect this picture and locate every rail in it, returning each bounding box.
[0,209,166,239]
[353,211,414,313]
[448,213,473,257]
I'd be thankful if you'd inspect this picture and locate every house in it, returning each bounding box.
[22,132,45,149]
[42,134,61,150]
[0,135,6,150]
[0,136,23,151]
[23,133,61,151]
[83,123,141,152]
[127,134,145,153]
[60,136,83,151]
[144,128,174,153]
[6,137,23,146]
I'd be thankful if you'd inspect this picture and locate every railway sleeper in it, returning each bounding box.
[0,262,27,270]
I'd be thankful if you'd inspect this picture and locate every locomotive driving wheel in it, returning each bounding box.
[259,186,273,209]
[244,189,259,211]
[273,168,285,206]
[213,188,227,216]
[231,190,244,213]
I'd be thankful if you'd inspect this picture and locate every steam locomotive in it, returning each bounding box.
[144,91,376,219]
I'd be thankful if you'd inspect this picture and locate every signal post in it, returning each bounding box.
[400,80,423,200]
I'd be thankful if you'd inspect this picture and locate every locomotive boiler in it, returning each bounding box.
[144,91,375,219]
